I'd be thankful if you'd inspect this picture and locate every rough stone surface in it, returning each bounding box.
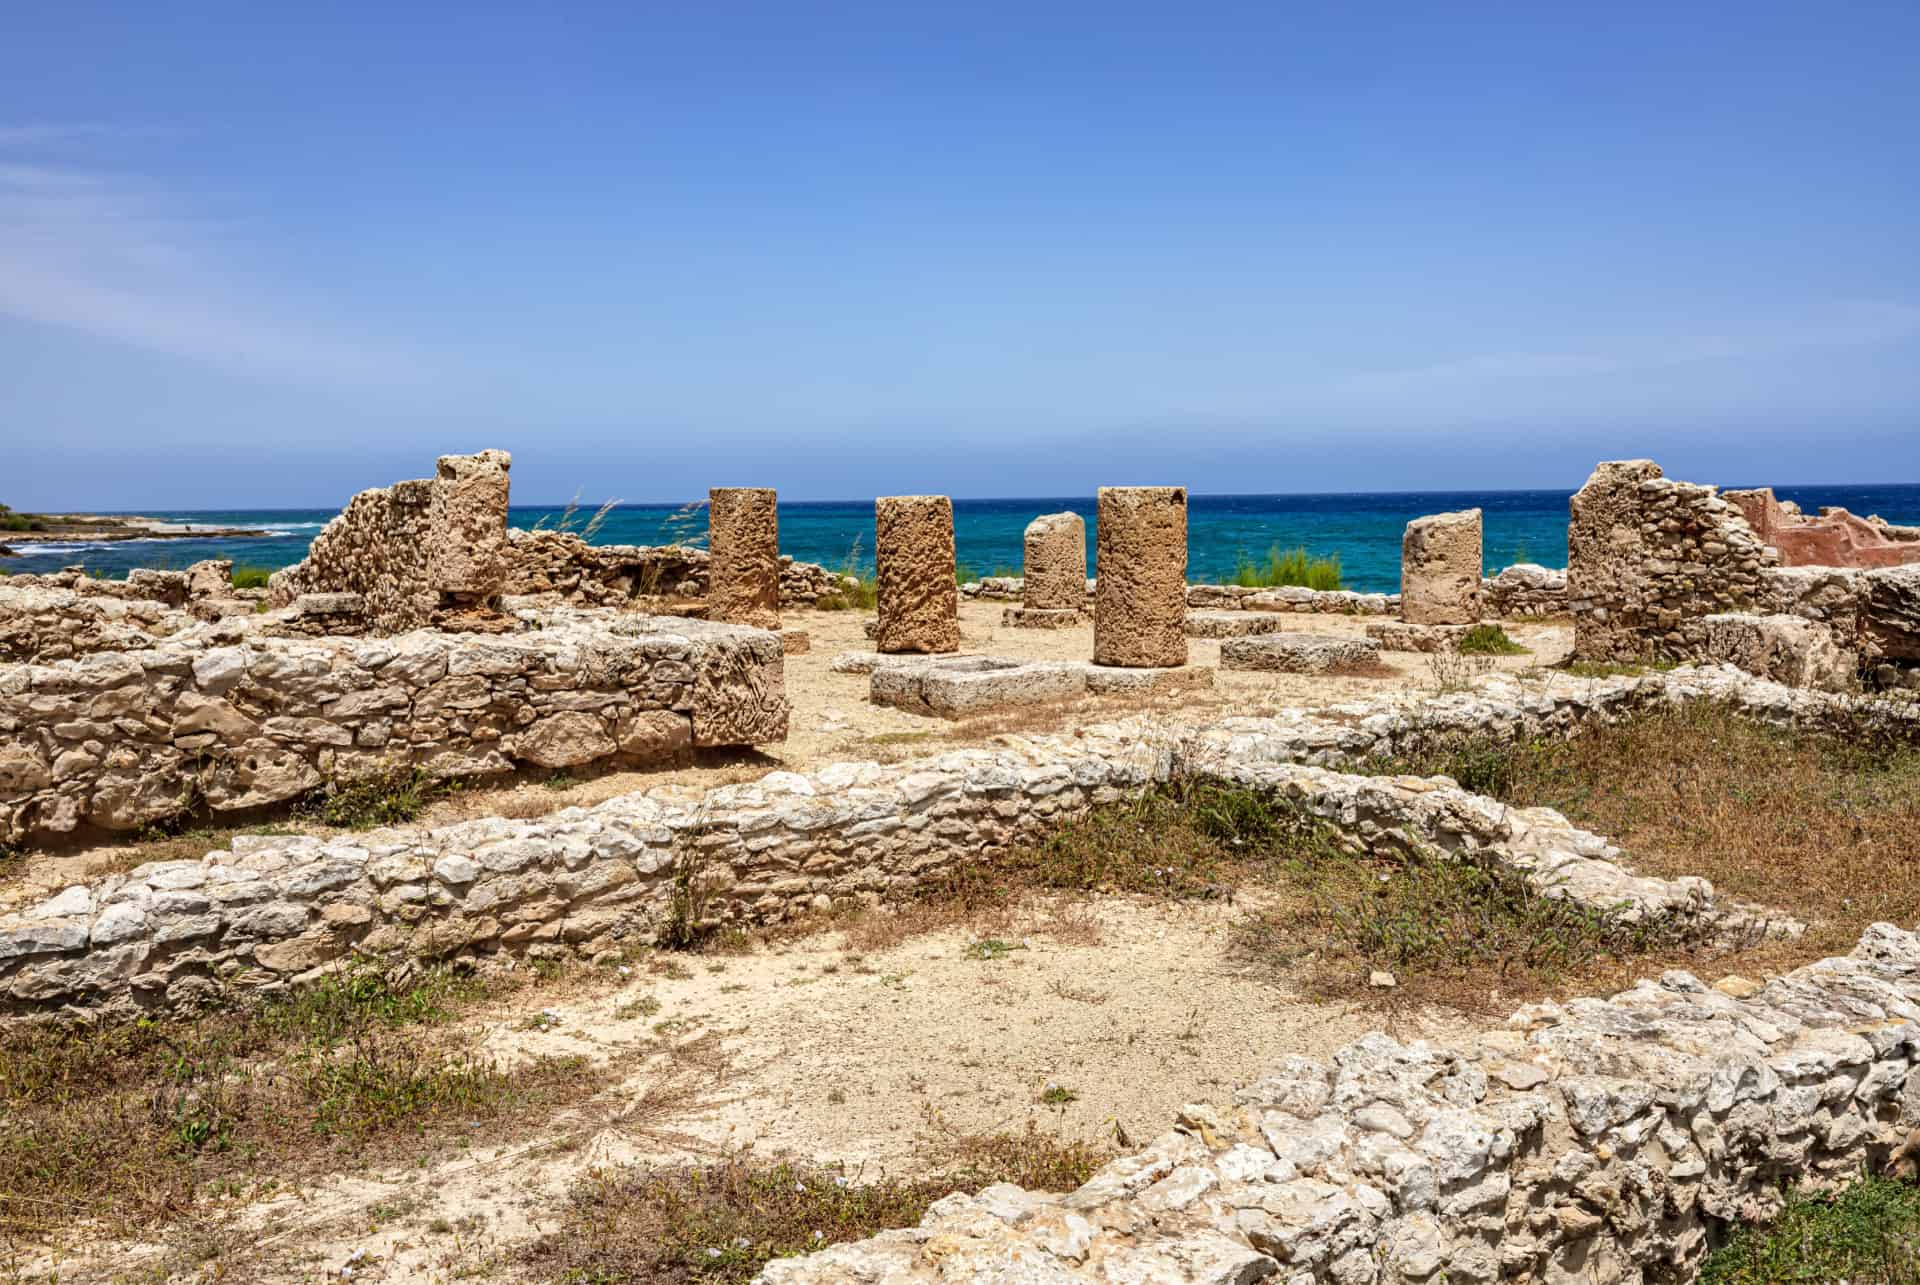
[1569,460,1779,663]
[498,529,847,609]
[0,609,787,844]
[1702,613,1856,691]
[1023,513,1089,611]
[1402,509,1484,625]
[757,918,1920,1284]
[1864,566,1920,663]
[270,451,515,633]
[1480,564,1568,618]
[1186,611,1294,639]
[874,496,961,654]
[1220,634,1382,674]
[2,662,1841,1016]
[707,488,782,630]
[1094,487,1188,668]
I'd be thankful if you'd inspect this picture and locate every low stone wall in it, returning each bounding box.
[762,923,1920,1284]
[1481,564,1567,617]
[1,663,1863,1015]
[499,528,849,609]
[0,610,787,846]
[0,583,198,663]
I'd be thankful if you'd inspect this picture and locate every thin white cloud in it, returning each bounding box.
[1345,301,1920,392]
[0,129,414,384]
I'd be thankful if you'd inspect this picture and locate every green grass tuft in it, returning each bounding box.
[298,765,449,830]
[1456,623,1528,655]
[1228,544,1343,591]
[229,564,274,590]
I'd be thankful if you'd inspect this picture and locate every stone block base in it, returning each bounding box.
[1083,665,1214,695]
[1184,610,1292,638]
[871,657,1087,717]
[1220,634,1384,674]
[1366,621,1483,653]
[1002,606,1086,629]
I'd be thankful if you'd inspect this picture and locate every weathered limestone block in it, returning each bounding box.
[428,450,513,597]
[1093,487,1188,668]
[1001,606,1083,629]
[1863,566,1920,662]
[1365,620,1482,653]
[1184,611,1291,639]
[870,656,1087,717]
[1402,509,1483,625]
[1023,513,1088,612]
[1701,613,1855,691]
[874,496,960,654]
[707,487,781,630]
[185,559,234,601]
[1220,634,1382,674]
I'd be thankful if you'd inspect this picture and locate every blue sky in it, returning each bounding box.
[4,1,1917,508]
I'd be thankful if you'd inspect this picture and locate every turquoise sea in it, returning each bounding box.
[9,485,1920,595]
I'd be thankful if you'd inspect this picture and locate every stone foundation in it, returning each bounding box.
[874,496,961,654]
[1365,621,1483,653]
[1094,487,1188,668]
[499,528,846,609]
[706,487,782,629]
[1480,564,1567,617]
[0,609,787,846]
[1702,613,1855,692]
[0,662,1841,1016]
[1001,606,1085,629]
[1185,611,1294,639]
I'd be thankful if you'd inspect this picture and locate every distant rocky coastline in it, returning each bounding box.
[0,505,269,556]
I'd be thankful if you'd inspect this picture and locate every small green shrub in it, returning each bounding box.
[1456,624,1528,655]
[1699,1174,1920,1284]
[299,766,447,830]
[229,565,274,590]
[814,536,878,611]
[1228,544,1343,591]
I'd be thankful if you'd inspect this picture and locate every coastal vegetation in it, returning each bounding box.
[1698,1175,1920,1284]
[228,564,274,589]
[1456,623,1528,654]
[1229,543,1343,591]
[0,504,46,533]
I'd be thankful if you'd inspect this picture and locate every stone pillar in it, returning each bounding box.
[874,496,960,653]
[1401,508,1483,625]
[1093,487,1188,668]
[1023,513,1087,610]
[426,449,512,603]
[707,487,781,630]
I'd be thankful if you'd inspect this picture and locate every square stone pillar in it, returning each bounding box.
[707,487,782,630]
[1401,508,1483,624]
[874,496,960,653]
[1094,487,1188,667]
[426,450,512,601]
[1023,512,1087,610]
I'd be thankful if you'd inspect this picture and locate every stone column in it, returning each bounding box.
[1401,508,1483,625]
[1023,512,1087,610]
[874,496,961,653]
[426,449,512,602]
[707,487,782,630]
[1093,487,1188,668]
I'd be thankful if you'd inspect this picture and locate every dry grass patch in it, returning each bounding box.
[515,1118,1108,1284]
[0,963,606,1244]
[1366,699,1920,966]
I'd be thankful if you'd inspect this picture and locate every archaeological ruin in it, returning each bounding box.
[874,494,962,654]
[10,452,1920,1285]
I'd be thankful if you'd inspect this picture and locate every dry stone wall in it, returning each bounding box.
[1,663,1863,1016]
[498,529,846,609]
[270,451,515,633]
[1569,461,1781,663]
[761,923,1920,1284]
[0,609,787,846]
[0,583,198,663]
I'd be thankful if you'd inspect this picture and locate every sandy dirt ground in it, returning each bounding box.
[2,602,1570,908]
[28,893,1478,1284]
